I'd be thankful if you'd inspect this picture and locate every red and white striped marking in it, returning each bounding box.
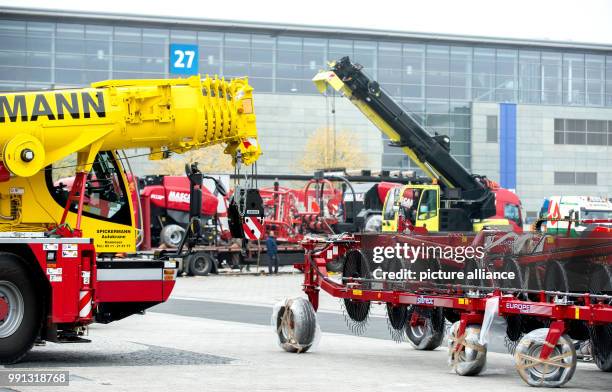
[79,290,92,319]
[243,216,264,240]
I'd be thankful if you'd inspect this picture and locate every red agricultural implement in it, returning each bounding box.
[276,224,612,387]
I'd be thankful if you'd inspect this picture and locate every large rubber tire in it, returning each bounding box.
[448,321,487,376]
[0,253,42,364]
[544,261,589,341]
[405,306,445,350]
[514,328,576,387]
[275,298,317,353]
[160,224,185,248]
[189,253,214,276]
[590,324,612,372]
[588,265,612,372]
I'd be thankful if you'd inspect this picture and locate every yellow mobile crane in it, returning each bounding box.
[313,57,515,234]
[0,75,262,364]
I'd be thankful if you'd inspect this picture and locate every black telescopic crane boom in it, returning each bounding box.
[316,57,496,219]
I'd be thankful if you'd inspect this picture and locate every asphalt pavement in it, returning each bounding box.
[1,273,609,392]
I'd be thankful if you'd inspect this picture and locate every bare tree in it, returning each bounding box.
[156,145,234,175]
[299,127,369,172]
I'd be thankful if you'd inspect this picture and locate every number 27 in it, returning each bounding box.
[173,50,195,68]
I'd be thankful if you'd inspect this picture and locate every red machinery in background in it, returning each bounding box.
[250,171,417,243]
[138,175,228,251]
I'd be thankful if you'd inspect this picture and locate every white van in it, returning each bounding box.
[538,196,612,236]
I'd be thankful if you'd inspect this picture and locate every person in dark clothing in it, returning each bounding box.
[266,231,279,275]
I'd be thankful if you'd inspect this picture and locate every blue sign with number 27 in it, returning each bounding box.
[169,44,199,75]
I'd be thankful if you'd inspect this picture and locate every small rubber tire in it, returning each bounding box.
[514,328,576,387]
[363,214,382,233]
[0,253,42,364]
[590,324,612,372]
[189,253,214,276]
[405,306,445,350]
[275,298,317,353]
[448,321,487,376]
[160,224,185,248]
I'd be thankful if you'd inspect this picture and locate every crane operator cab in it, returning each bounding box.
[382,184,440,233]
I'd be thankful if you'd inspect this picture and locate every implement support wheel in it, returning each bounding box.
[405,306,445,350]
[275,298,317,353]
[448,321,487,376]
[514,328,576,387]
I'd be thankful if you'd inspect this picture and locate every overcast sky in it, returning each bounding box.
[2,0,612,45]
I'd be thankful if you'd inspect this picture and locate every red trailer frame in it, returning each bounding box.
[291,228,612,388]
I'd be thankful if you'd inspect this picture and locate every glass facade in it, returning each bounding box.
[1,17,612,171]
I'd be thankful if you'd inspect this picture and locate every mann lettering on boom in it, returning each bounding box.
[0,91,106,122]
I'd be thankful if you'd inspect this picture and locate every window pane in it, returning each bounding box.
[224,33,250,78]
[402,44,424,98]
[554,172,575,185]
[113,27,141,58]
[450,46,471,100]
[576,172,597,185]
[170,29,196,43]
[142,28,168,74]
[563,53,585,105]
[473,48,495,101]
[27,22,53,53]
[198,31,222,76]
[425,45,449,99]
[56,23,85,55]
[276,36,302,93]
[606,56,612,106]
[328,39,352,64]
[378,42,402,97]
[486,115,498,142]
[85,25,111,76]
[585,55,604,106]
[519,51,541,104]
[303,38,326,93]
[0,20,26,51]
[542,52,562,104]
[496,49,517,102]
[354,40,376,71]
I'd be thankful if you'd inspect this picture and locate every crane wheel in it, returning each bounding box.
[274,297,317,353]
[514,328,576,387]
[448,321,487,376]
[405,306,445,350]
[0,253,42,364]
[189,253,214,276]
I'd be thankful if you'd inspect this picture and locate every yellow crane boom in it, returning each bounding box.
[0,75,262,252]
